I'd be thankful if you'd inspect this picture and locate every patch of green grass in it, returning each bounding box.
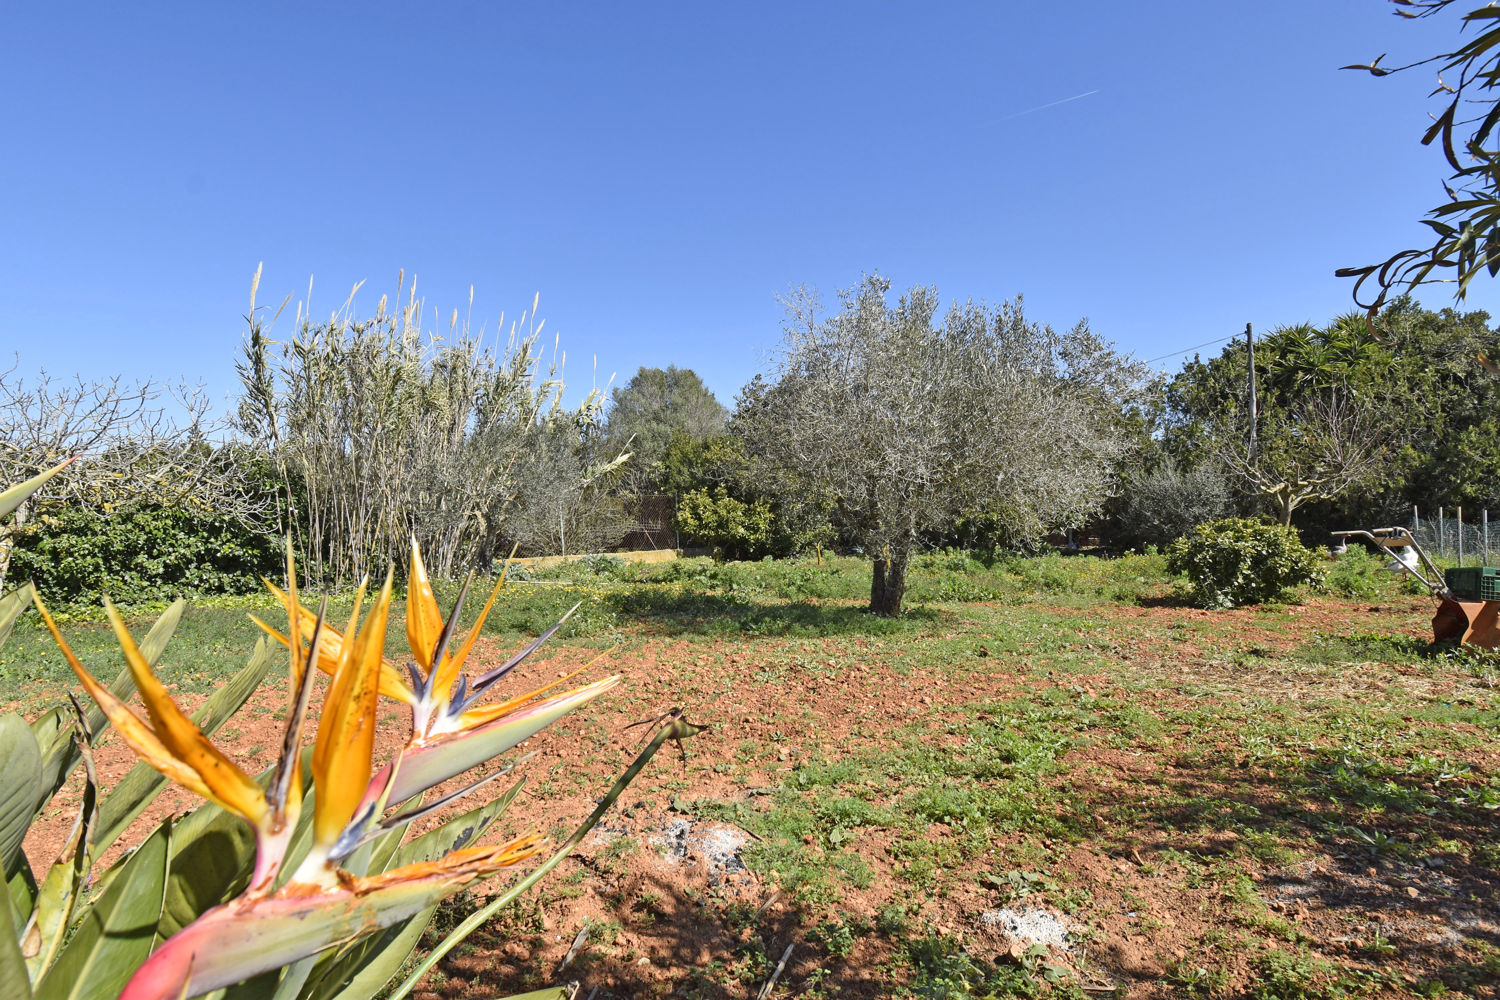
[0,599,285,703]
[1250,948,1378,999]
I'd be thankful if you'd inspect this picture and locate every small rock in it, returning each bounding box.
[1407,886,1420,899]
[977,908,1077,952]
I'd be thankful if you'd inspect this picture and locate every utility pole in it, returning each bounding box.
[1246,322,1258,460]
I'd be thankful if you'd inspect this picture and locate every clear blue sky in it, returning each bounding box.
[4,1,1493,412]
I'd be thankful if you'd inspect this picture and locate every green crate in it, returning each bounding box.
[1444,566,1500,600]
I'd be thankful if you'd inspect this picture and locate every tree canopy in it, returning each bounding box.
[740,276,1146,615]
[1160,299,1500,530]
[603,366,728,491]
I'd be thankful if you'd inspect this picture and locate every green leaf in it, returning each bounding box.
[313,906,437,1000]
[0,715,43,878]
[156,806,256,940]
[94,637,273,854]
[0,460,70,523]
[8,864,37,936]
[0,584,34,651]
[34,820,169,1000]
[385,713,696,1000]
[25,753,97,983]
[155,756,288,943]
[0,865,31,1000]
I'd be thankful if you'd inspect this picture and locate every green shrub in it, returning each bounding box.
[10,503,280,606]
[674,487,777,560]
[575,554,628,578]
[1321,546,1411,600]
[1115,463,1233,549]
[1167,517,1323,608]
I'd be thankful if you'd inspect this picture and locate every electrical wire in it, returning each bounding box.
[1140,334,1237,366]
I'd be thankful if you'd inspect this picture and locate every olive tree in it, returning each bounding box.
[740,276,1143,616]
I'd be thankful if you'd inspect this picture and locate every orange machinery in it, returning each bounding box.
[1330,527,1500,648]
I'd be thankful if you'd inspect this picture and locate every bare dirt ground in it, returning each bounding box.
[18,594,1500,999]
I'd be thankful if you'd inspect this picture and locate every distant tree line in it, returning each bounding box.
[8,266,1499,615]
[1125,297,1500,545]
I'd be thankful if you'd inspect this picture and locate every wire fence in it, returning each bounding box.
[1405,506,1498,565]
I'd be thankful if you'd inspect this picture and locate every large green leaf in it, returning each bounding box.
[156,807,256,941]
[0,715,43,878]
[0,865,31,1000]
[0,584,34,651]
[93,636,273,855]
[0,460,70,523]
[155,757,287,944]
[34,820,169,1000]
[7,864,36,937]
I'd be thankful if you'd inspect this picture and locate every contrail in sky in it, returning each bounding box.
[999,89,1101,121]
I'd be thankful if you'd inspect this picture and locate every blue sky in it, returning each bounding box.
[3,1,1493,412]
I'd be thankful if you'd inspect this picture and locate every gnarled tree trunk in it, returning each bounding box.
[870,545,909,617]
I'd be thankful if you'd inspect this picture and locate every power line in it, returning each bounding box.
[1140,334,1237,366]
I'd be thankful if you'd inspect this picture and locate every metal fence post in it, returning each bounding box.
[1440,506,1446,559]
[1459,506,1465,567]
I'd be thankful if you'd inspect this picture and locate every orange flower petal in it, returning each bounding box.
[104,599,267,825]
[255,588,417,706]
[406,538,445,676]
[430,571,506,708]
[35,595,215,804]
[453,649,615,730]
[354,832,544,893]
[311,570,393,847]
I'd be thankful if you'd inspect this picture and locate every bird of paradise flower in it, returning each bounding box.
[35,539,622,1000]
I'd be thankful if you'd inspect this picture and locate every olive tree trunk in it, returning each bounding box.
[870,545,910,617]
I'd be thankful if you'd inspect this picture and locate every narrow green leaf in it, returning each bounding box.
[136,598,186,668]
[0,865,31,1000]
[34,820,169,1000]
[0,584,34,651]
[386,713,696,1000]
[298,785,525,1000]
[25,751,97,983]
[0,460,70,523]
[0,715,43,877]
[314,906,437,1000]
